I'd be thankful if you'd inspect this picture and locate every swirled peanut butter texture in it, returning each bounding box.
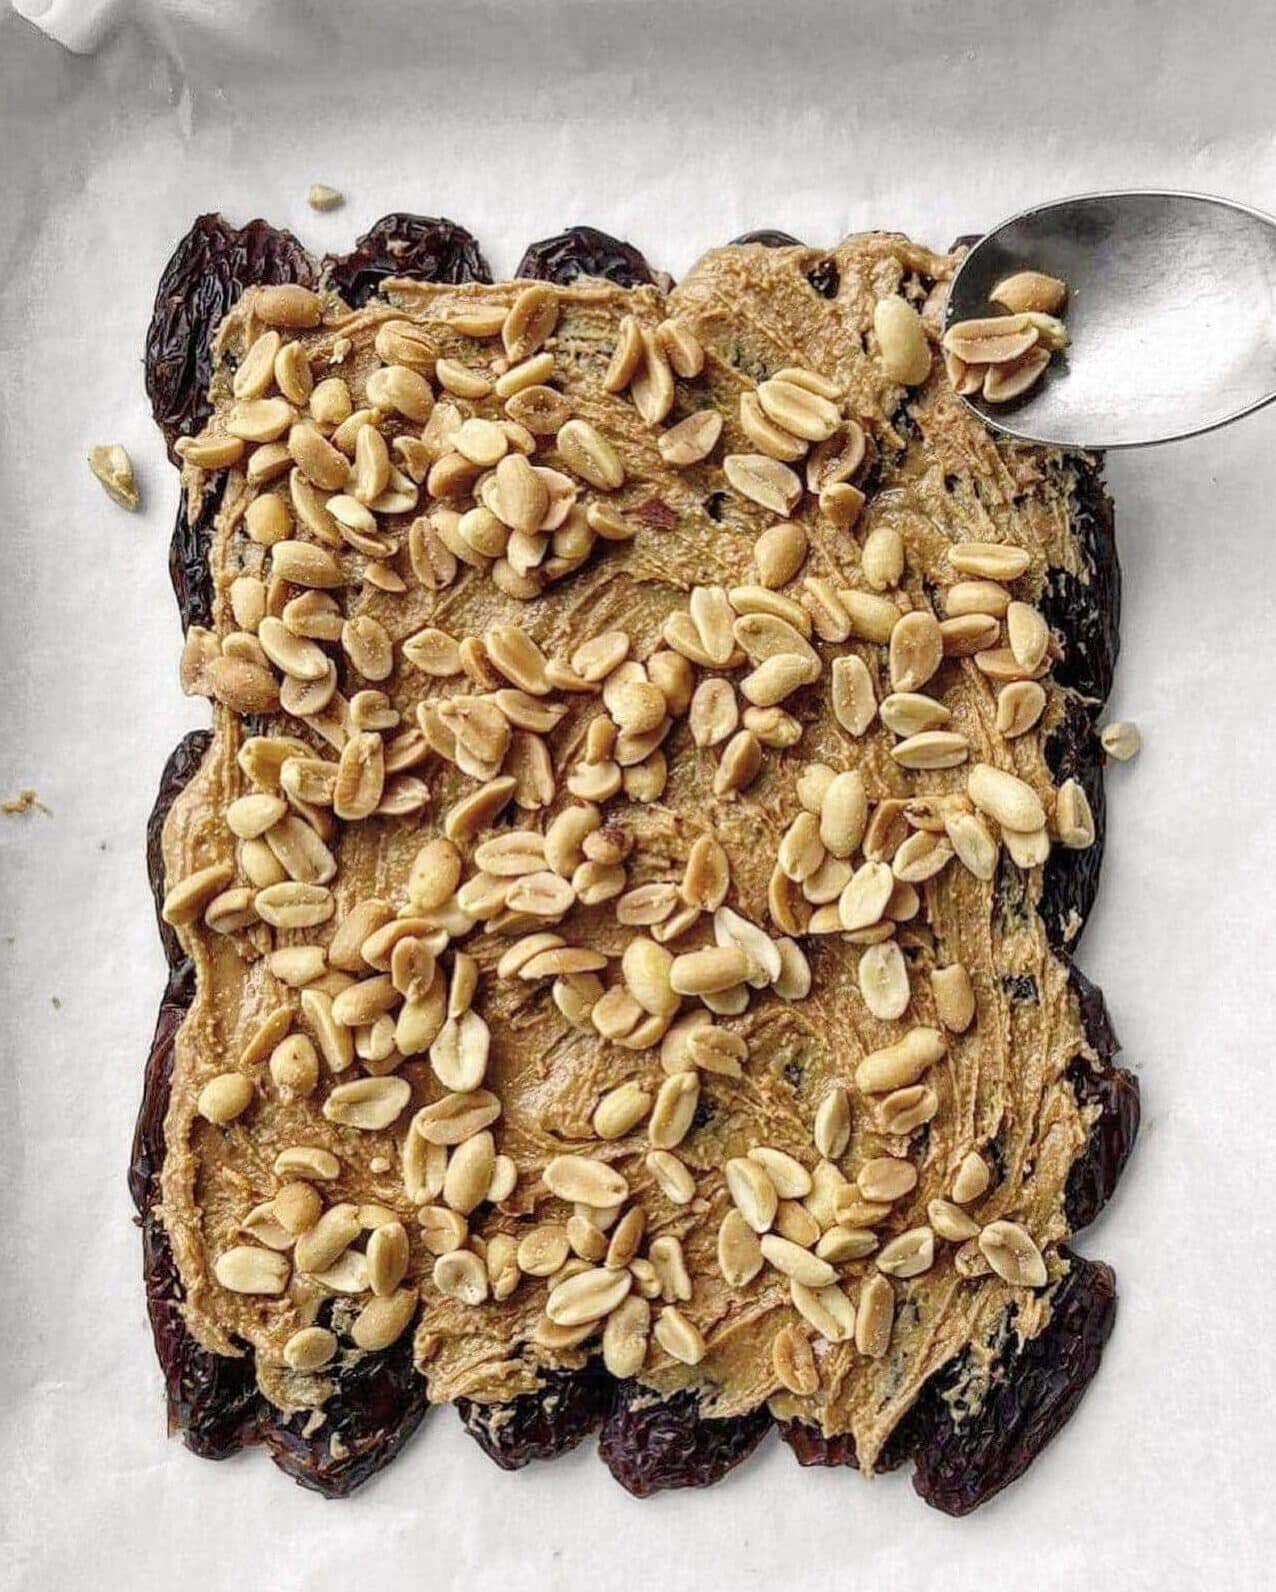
[158,234,1101,1472]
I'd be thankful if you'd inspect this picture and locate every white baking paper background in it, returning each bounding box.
[2,2,1274,1587]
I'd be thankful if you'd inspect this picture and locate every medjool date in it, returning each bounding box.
[324,214,491,306]
[146,730,211,971]
[731,229,804,248]
[1042,691,1107,949]
[145,214,313,459]
[260,1326,429,1497]
[910,1251,1117,1515]
[777,1401,924,1472]
[457,1368,610,1470]
[169,477,223,633]
[599,1383,771,1497]
[516,225,657,288]
[1065,962,1140,1230]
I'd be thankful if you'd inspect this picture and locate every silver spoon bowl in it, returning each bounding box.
[945,190,1276,450]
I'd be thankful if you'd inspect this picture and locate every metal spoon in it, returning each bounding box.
[944,190,1276,449]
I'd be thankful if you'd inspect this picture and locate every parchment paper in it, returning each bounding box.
[2,2,1274,1587]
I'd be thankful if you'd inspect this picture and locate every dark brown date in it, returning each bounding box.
[146,730,211,971]
[777,1402,923,1472]
[324,214,491,306]
[145,214,313,460]
[910,1251,1118,1515]
[1065,963,1140,1230]
[260,1324,429,1497]
[457,1368,610,1470]
[730,228,805,248]
[168,477,223,633]
[599,1383,772,1497]
[516,225,658,288]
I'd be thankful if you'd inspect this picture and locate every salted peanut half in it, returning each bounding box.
[983,348,1051,403]
[952,1150,991,1204]
[196,1072,255,1125]
[653,1306,706,1366]
[996,680,1047,738]
[859,939,910,1021]
[814,1086,851,1159]
[88,443,140,510]
[838,860,895,931]
[854,1273,895,1356]
[1055,777,1096,848]
[792,1280,856,1344]
[162,862,235,926]
[725,1156,779,1234]
[873,296,932,385]
[967,762,1045,833]
[1100,719,1142,761]
[284,1325,338,1372]
[855,1026,947,1093]
[215,1246,290,1296]
[889,610,944,693]
[948,541,1031,581]
[942,313,1039,367]
[932,963,976,1032]
[760,1235,835,1288]
[724,453,803,518]
[544,1154,629,1207]
[991,270,1068,316]
[830,654,877,736]
[979,1219,1048,1287]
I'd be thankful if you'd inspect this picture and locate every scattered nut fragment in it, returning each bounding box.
[1100,720,1142,761]
[991,270,1068,316]
[88,444,140,510]
[306,183,344,211]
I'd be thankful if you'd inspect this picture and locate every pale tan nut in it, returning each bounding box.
[364,1221,411,1298]
[983,347,1051,402]
[619,938,677,1020]
[657,317,705,378]
[244,493,291,546]
[877,692,949,739]
[272,1144,340,1181]
[712,907,781,986]
[416,1201,463,1253]
[685,1022,748,1078]
[592,1081,652,1142]
[1055,777,1096,849]
[1003,823,1051,868]
[875,1227,936,1280]
[429,1009,490,1093]
[939,613,1001,657]
[739,390,806,463]
[819,483,865,531]
[725,1156,778,1234]
[943,810,999,882]
[860,525,904,591]
[891,829,954,884]
[928,1198,981,1243]
[745,1146,810,1200]
[813,1086,851,1160]
[351,1287,417,1352]
[979,1220,1048,1287]
[649,1305,703,1366]
[234,330,283,399]
[196,1072,254,1125]
[283,1325,338,1372]
[268,945,327,989]
[873,295,932,384]
[648,1072,700,1151]
[817,1228,878,1264]
[443,776,517,845]
[990,269,1068,315]
[602,1294,651,1378]
[556,418,625,491]
[789,1280,854,1344]
[707,1210,760,1291]
[688,584,737,664]
[329,972,398,1027]
[676,835,728,914]
[484,1232,520,1300]
[322,1075,411,1132]
[757,1234,833,1289]
[774,1199,821,1248]
[657,410,723,468]
[646,1234,691,1302]
[1005,601,1051,674]
[638,1152,690,1210]
[858,939,910,1022]
[443,1130,497,1217]
[214,1246,290,1296]
[603,314,643,392]
[88,443,141,511]
[777,811,825,883]
[275,342,314,408]
[837,860,894,932]
[951,1150,991,1205]
[688,673,741,745]
[772,938,812,1003]
[888,610,943,693]
[493,351,556,401]
[757,376,840,442]
[255,283,324,329]
[723,453,803,517]
[544,1154,629,1208]
[948,541,1031,580]
[503,283,559,360]
[647,650,694,715]
[162,862,235,927]
[433,1249,489,1306]
[744,705,801,749]
[406,838,463,915]
[293,1202,361,1275]
[271,538,344,588]
[630,328,676,425]
[175,432,246,470]
[547,1265,633,1327]
[274,1181,322,1237]
[749,525,806,594]
[942,312,1040,367]
[996,680,1047,738]
[1100,720,1142,761]
[825,653,874,738]
[855,1026,947,1094]
[713,730,763,797]
[967,762,1045,833]
[931,963,976,1033]
[854,1272,894,1356]
[816,770,866,861]
[857,1155,919,1203]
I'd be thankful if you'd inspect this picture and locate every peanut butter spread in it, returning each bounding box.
[158,234,1101,1473]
